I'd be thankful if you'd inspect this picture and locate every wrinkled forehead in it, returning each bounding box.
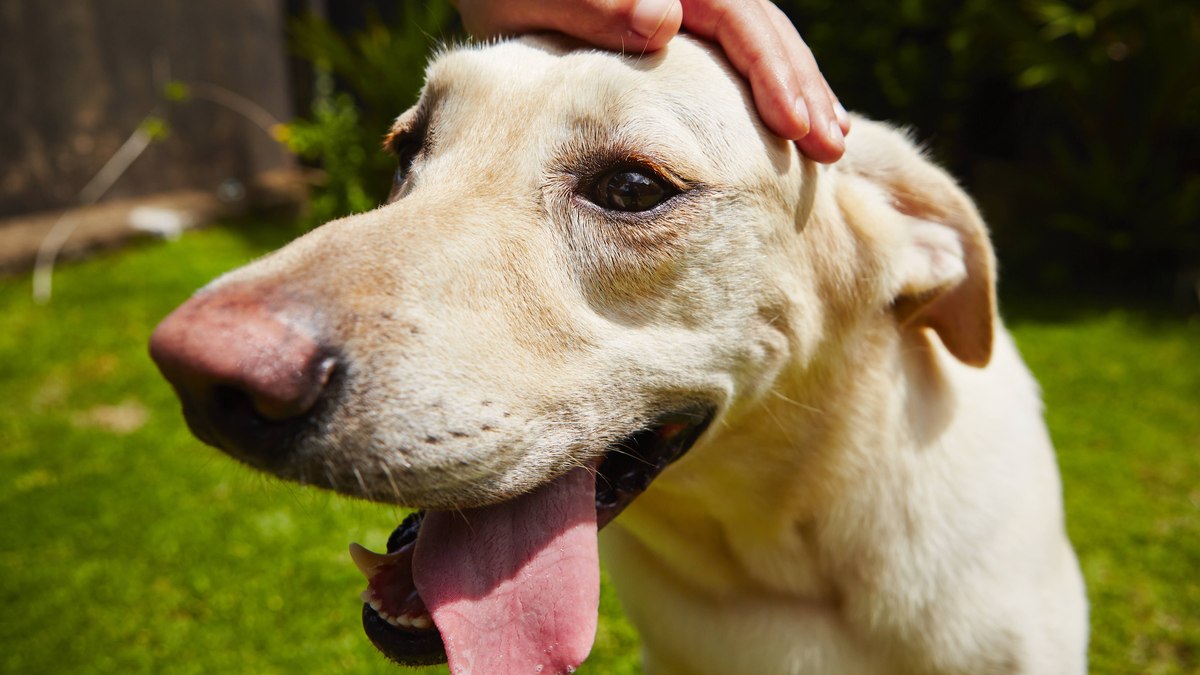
[404,36,781,178]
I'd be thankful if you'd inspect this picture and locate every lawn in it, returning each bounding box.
[1,219,1196,673]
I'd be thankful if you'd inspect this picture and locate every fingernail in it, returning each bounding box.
[834,101,850,130]
[828,119,846,151]
[631,0,676,39]
[793,96,811,137]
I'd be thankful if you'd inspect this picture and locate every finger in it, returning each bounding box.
[681,0,847,161]
[454,0,683,53]
[834,99,851,134]
[764,1,847,137]
[761,3,845,162]
[679,0,809,139]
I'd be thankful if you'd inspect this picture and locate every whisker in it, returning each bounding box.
[452,507,475,537]
[381,462,405,504]
[323,459,339,492]
[352,466,369,496]
[761,401,799,447]
[770,389,825,415]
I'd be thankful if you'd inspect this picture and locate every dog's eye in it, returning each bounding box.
[388,141,420,202]
[593,168,677,212]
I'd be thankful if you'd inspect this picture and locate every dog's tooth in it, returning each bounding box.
[369,598,382,612]
[384,615,402,628]
[359,589,374,603]
[411,615,432,630]
[396,614,413,628]
[349,542,398,578]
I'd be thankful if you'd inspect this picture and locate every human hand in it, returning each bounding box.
[452,0,850,162]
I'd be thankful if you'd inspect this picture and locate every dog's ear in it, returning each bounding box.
[889,194,995,367]
[842,122,996,367]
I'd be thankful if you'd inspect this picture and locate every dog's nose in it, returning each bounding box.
[149,289,335,458]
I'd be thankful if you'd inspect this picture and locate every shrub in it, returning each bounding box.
[780,0,1200,295]
[284,4,457,224]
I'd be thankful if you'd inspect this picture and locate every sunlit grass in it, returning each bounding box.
[0,221,1196,673]
[1008,306,1200,673]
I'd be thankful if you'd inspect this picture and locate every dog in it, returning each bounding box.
[150,35,1088,674]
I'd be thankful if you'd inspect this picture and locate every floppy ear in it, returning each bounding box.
[890,198,995,367]
[842,122,997,367]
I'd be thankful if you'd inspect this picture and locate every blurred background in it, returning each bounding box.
[1,1,1196,673]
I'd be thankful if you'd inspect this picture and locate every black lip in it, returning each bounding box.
[595,405,714,529]
[361,405,716,666]
[361,604,446,666]
[361,603,446,666]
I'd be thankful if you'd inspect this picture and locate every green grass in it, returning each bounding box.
[1008,305,1200,672]
[1,220,1196,673]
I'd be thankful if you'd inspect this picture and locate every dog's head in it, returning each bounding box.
[150,35,995,672]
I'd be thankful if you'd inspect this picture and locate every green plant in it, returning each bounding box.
[285,4,458,224]
[779,0,1200,295]
[285,92,381,221]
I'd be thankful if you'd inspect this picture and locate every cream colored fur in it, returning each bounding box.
[203,35,1087,674]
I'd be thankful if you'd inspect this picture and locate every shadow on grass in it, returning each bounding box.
[1000,287,1200,328]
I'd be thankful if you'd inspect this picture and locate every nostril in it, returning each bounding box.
[208,354,338,423]
[204,382,300,456]
[201,346,336,424]
[213,384,263,422]
[174,356,338,461]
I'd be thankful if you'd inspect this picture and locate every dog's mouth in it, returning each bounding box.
[350,406,714,670]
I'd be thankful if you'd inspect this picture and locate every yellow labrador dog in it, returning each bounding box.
[151,36,1088,675]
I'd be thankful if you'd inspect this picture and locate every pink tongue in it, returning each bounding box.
[412,467,599,675]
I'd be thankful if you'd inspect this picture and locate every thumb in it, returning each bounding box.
[456,0,683,52]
